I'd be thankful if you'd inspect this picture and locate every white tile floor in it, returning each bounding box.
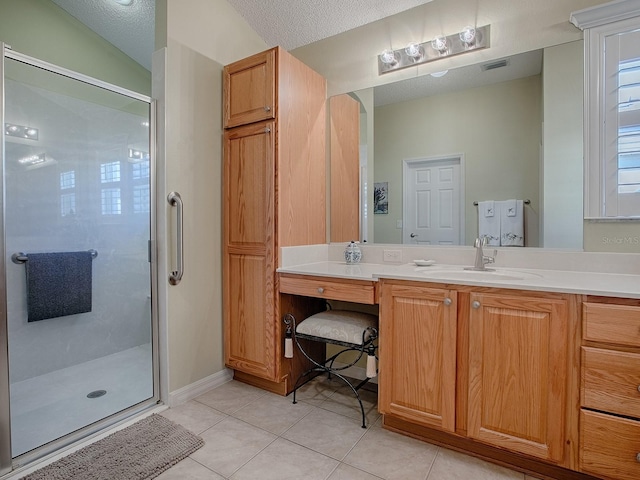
[9,344,153,456]
[157,377,548,480]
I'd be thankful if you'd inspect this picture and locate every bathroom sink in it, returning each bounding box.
[419,268,542,282]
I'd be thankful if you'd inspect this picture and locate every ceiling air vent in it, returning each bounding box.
[481,59,509,71]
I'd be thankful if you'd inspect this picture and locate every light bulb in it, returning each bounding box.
[459,26,476,47]
[380,49,397,65]
[431,35,448,55]
[404,43,422,59]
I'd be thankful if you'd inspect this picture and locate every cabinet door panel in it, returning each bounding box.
[225,123,274,245]
[225,253,275,378]
[224,49,275,128]
[380,283,457,432]
[468,293,568,462]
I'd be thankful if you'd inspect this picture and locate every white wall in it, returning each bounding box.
[159,0,266,393]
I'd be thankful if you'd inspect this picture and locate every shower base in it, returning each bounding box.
[9,344,153,457]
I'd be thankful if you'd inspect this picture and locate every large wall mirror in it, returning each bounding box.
[350,43,583,248]
[293,0,639,253]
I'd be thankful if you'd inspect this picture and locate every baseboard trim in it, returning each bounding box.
[168,368,233,407]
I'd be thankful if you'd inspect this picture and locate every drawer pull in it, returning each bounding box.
[317,287,324,294]
[444,297,452,306]
[472,301,481,309]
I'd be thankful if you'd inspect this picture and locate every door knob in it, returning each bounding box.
[410,233,418,238]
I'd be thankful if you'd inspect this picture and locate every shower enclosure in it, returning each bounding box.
[0,45,158,473]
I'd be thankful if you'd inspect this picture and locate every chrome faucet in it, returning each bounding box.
[466,236,497,271]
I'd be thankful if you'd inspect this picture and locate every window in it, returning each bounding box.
[60,171,75,190]
[101,188,121,215]
[101,161,121,183]
[61,193,76,217]
[133,184,150,213]
[578,7,640,218]
[132,160,149,180]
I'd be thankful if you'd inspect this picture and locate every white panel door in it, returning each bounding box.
[403,157,463,245]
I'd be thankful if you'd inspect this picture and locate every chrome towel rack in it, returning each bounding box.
[11,249,98,265]
[473,199,530,206]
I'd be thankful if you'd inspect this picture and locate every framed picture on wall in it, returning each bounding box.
[374,182,388,214]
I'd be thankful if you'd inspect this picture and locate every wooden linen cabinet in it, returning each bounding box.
[222,47,327,394]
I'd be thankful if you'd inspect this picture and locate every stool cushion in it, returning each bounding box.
[296,310,378,345]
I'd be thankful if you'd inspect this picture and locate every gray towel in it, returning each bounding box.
[26,251,93,322]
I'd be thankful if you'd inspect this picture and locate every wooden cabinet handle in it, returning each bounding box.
[317,287,324,294]
[444,298,452,306]
[472,301,481,309]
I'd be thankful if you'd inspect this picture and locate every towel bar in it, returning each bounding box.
[473,199,530,206]
[11,249,98,265]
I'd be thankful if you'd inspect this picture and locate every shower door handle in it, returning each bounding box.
[167,192,184,285]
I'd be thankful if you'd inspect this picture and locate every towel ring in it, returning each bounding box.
[11,249,98,265]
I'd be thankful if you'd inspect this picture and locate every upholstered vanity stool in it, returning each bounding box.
[284,309,378,428]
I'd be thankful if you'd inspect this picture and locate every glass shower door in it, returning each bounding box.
[1,50,156,462]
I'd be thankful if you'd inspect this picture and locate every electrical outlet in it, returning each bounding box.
[383,249,402,262]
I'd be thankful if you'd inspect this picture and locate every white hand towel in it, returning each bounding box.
[478,201,500,246]
[499,200,524,246]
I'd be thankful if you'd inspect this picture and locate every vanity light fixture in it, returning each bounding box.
[5,123,38,140]
[378,24,490,75]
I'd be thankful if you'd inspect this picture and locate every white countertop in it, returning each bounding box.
[277,261,640,299]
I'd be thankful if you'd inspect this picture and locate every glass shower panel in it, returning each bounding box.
[4,58,154,457]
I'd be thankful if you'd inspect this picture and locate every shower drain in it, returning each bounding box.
[87,390,107,399]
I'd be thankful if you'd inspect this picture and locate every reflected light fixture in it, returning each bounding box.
[378,24,490,75]
[18,153,46,165]
[430,70,449,78]
[5,123,38,140]
[128,148,149,162]
[113,0,133,5]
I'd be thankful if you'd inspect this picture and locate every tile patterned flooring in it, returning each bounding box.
[157,377,546,480]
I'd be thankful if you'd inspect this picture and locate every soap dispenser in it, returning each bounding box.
[344,241,362,264]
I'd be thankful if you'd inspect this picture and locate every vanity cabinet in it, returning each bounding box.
[580,299,640,480]
[379,280,579,472]
[467,291,571,463]
[378,281,457,432]
[223,47,326,392]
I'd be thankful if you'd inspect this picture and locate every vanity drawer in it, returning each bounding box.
[583,302,640,347]
[580,409,640,480]
[278,274,376,304]
[582,347,640,418]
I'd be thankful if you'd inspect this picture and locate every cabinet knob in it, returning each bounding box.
[636,453,640,463]
[264,106,271,112]
[264,127,271,134]
[444,297,452,306]
[472,301,481,309]
[317,287,324,294]
[637,385,640,393]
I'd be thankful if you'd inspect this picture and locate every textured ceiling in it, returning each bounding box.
[225,0,434,50]
[50,0,155,71]
[46,0,541,104]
